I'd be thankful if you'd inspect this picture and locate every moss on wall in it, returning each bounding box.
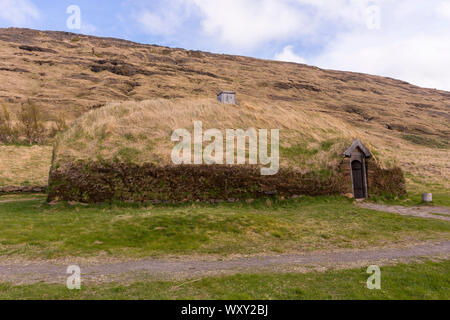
[47,162,347,203]
[47,154,406,204]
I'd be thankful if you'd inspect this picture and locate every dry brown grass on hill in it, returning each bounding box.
[53,98,364,171]
[53,98,449,192]
[0,28,448,144]
[0,145,52,186]
[50,100,410,202]
[0,28,448,190]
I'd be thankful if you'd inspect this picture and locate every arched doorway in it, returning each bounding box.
[351,160,365,199]
[344,139,371,199]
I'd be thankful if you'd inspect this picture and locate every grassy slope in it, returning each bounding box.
[0,146,52,186]
[0,28,448,190]
[1,260,448,300]
[0,195,448,259]
[52,98,359,170]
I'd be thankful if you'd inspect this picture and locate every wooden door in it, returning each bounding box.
[352,160,365,199]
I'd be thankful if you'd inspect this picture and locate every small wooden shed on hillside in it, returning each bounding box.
[217,91,236,104]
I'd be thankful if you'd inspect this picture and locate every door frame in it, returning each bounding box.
[350,158,367,199]
[344,140,371,200]
[350,155,369,199]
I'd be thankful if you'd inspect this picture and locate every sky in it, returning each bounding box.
[1,0,450,91]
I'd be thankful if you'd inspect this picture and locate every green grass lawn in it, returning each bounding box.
[0,259,448,300]
[0,195,449,259]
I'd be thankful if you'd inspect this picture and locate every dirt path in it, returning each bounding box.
[0,241,449,285]
[359,203,450,221]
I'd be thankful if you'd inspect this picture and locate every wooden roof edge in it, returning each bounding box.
[217,91,236,95]
[343,139,372,158]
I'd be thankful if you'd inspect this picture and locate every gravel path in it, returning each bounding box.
[359,203,450,221]
[1,241,449,285]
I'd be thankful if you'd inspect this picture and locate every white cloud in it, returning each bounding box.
[188,0,378,49]
[138,11,176,36]
[292,0,372,25]
[132,0,450,91]
[313,32,450,90]
[274,45,307,64]
[137,0,192,36]
[191,0,311,49]
[0,0,40,26]
[311,0,450,90]
[438,0,450,19]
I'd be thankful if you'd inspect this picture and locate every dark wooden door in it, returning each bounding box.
[352,160,365,199]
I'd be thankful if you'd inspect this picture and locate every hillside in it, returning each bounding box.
[52,99,359,169]
[47,98,410,202]
[0,28,449,191]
